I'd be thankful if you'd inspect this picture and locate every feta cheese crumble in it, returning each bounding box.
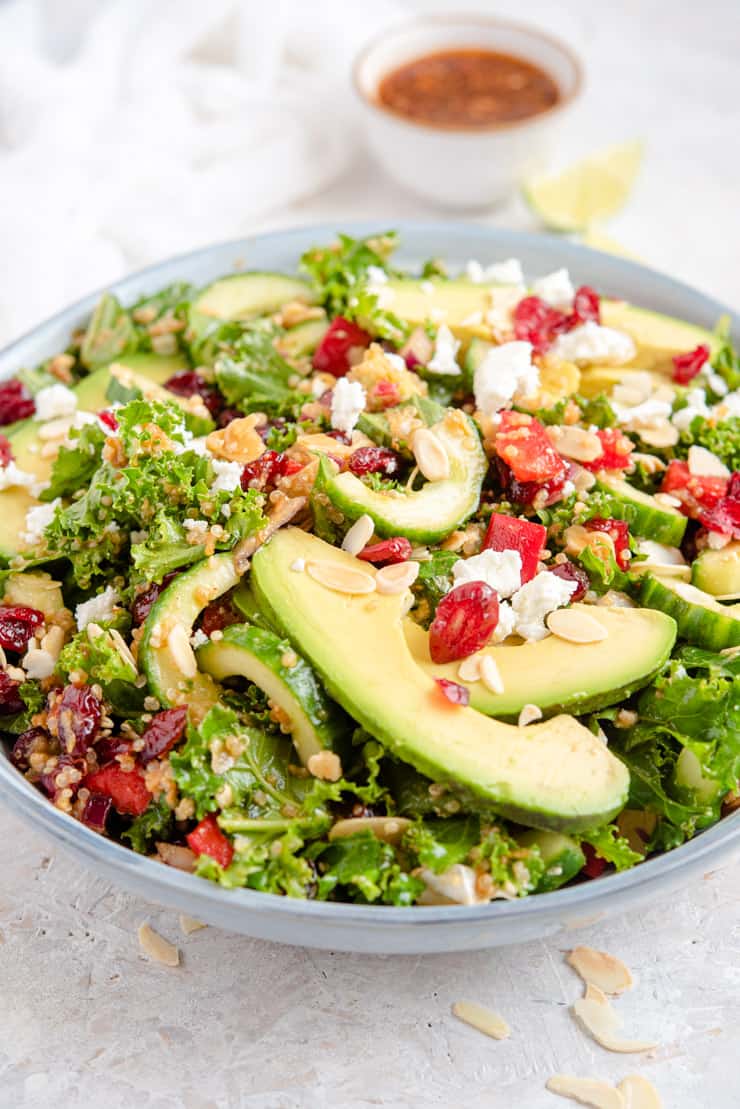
[671,387,710,431]
[34,383,77,422]
[531,268,574,310]
[0,461,44,496]
[492,601,517,643]
[210,458,243,493]
[613,396,673,429]
[331,378,366,434]
[365,265,395,308]
[190,629,209,650]
[473,341,539,417]
[20,499,59,546]
[452,549,522,599]
[550,322,636,366]
[466,258,525,286]
[511,572,577,641]
[22,648,56,680]
[75,585,120,631]
[426,324,461,376]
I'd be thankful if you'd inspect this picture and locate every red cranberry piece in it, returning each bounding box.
[570,285,600,326]
[218,407,242,428]
[357,537,413,565]
[131,571,179,626]
[200,596,240,637]
[672,344,710,385]
[495,458,567,508]
[435,678,470,706]
[11,726,50,769]
[0,670,23,715]
[241,450,280,491]
[81,793,113,833]
[164,369,225,417]
[0,378,35,425]
[0,605,44,653]
[95,734,134,765]
[700,496,740,540]
[548,560,590,602]
[584,517,631,569]
[513,296,568,354]
[40,754,85,802]
[313,317,372,377]
[257,416,287,441]
[581,844,608,879]
[727,473,740,501]
[98,408,119,432]
[0,433,13,466]
[55,684,102,758]
[348,446,401,477]
[139,707,188,764]
[429,581,500,664]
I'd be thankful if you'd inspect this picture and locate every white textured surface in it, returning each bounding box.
[2,1,740,1107]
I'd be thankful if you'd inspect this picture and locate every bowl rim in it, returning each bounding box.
[352,12,585,136]
[1,218,739,933]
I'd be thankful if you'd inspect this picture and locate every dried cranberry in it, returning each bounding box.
[549,560,590,602]
[139,707,188,764]
[0,605,44,653]
[429,581,500,664]
[257,416,287,442]
[581,844,608,879]
[584,517,631,569]
[313,317,372,377]
[513,296,568,354]
[98,409,119,432]
[200,596,240,637]
[81,793,113,833]
[0,378,35,425]
[570,285,600,326]
[435,678,470,706]
[700,496,740,540]
[0,670,23,715]
[0,433,13,466]
[496,458,567,508]
[95,734,134,765]
[164,369,225,417]
[727,473,740,501]
[40,754,85,802]
[240,450,302,492]
[218,407,242,428]
[672,344,710,385]
[357,537,413,565]
[11,726,49,769]
[131,571,179,625]
[348,446,401,477]
[55,684,102,757]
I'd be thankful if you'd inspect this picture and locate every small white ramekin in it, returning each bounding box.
[353,14,583,209]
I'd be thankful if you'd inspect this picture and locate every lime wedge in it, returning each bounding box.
[523,142,643,232]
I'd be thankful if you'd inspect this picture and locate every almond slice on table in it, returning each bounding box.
[375,560,420,594]
[306,560,376,595]
[138,922,180,967]
[618,1075,663,1109]
[411,427,451,482]
[179,915,207,936]
[572,984,657,1053]
[546,1074,624,1109]
[547,608,608,644]
[567,946,634,995]
[452,1000,511,1041]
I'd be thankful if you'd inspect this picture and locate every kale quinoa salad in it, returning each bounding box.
[1,231,740,909]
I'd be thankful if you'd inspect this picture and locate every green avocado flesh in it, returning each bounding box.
[197,622,346,765]
[139,553,240,720]
[404,604,676,720]
[692,542,740,597]
[640,574,740,650]
[316,409,487,543]
[251,528,630,832]
[596,474,687,546]
[0,351,187,560]
[600,301,718,373]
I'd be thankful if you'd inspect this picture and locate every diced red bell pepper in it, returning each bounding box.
[483,512,546,583]
[662,459,728,517]
[495,411,568,484]
[584,517,631,569]
[581,844,608,879]
[83,763,152,816]
[312,317,372,377]
[581,428,634,473]
[672,344,710,385]
[186,813,234,869]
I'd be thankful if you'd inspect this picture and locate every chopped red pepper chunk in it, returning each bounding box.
[186,813,234,869]
[662,459,728,517]
[483,512,546,583]
[584,517,631,569]
[83,763,152,816]
[495,411,568,484]
[672,344,710,385]
[312,317,372,377]
[581,428,634,473]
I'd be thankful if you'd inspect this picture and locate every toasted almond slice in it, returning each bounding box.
[546,1074,624,1109]
[179,915,207,936]
[548,425,603,463]
[458,654,482,683]
[653,491,682,509]
[109,627,138,672]
[518,703,542,727]
[166,623,197,679]
[638,424,679,448]
[479,653,505,694]
[306,560,376,595]
[547,608,608,644]
[375,560,420,594]
[156,842,197,871]
[452,1000,511,1041]
[572,987,657,1053]
[618,1076,663,1109]
[329,815,412,845]
[412,427,451,482]
[687,444,730,479]
[138,923,180,967]
[341,514,374,556]
[567,947,633,995]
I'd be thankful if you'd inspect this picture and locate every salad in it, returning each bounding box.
[1,231,739,908]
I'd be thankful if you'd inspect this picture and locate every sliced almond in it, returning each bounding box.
[452,1000,510,1041]
[166,623,197,679]
[329,816,412,845]
[179,915,207,936]
[687,444,730,479]
[138,923,180,967]
[341,514,374,556]
[457,655,482,683]
[572,985,657,1053]
[618,1075,663,1109]
[479,653,505,694]
[412,427,451,482]
[546,1075,624,1109]
[630,451,666,474]
[653,492,682,509]
[306,560,376,595]
[547,608,608,644]
[375,560,419,594]
[638,424,679,448]
[547,425,603,463]
[155,842,197,872]
[109,627,138,672]
[518,703,542,727]
[567,946,633,995]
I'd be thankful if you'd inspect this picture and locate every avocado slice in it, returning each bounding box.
[596,474,687,546]
[197,622,347,765]
[139,553,240,720]
[692,542,740,597]
[600,301,718,373]
[314,408,487,544]
[404,604,676,720]
[640,573,740,650]
[516,829,586,892]
[251,529,630,832]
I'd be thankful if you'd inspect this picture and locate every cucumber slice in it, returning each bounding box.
[673,747,723,807]
[597,474,687,546]
[692,542,740,596]
[640,574,740,650]
[197,622,347,765]
[139,553,240,719]
[516,829,585,893]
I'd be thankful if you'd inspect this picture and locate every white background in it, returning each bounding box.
[1,1,740,1106]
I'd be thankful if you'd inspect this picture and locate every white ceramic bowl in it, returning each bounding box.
[2,222,739,953]
[353,15,583,208]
